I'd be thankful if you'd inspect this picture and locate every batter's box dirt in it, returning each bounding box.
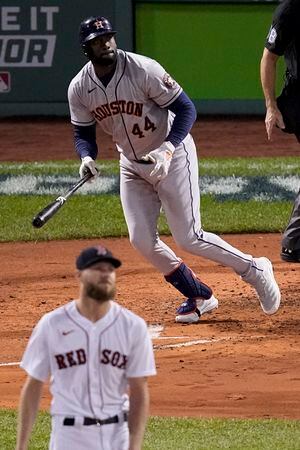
[0,234,299,418]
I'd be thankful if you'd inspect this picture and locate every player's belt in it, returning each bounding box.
[63,412,128,426]
[135,159,153,164]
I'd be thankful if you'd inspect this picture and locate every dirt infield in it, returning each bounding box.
[1,115,300,161]
[0,118,299,419]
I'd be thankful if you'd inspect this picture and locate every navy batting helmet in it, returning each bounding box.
[79,16,116,55]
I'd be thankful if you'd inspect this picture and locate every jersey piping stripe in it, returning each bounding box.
[115,52,140,161]
[97,309,123,414]
[120,309,130,348]
[64,307,97,418]
[182,141,202,241]
[159,87,182,108]
[182,142,255,266]
[87,67,107,93]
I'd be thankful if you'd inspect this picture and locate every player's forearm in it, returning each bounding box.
[260,48,279,108]
[128,388,150,450]
[74,124,98,159]
[166,91,197,147]
[15,378,43,450]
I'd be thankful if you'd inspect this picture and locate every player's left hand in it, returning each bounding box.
[141,141,175,180]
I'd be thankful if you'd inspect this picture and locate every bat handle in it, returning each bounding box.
[64,172,94,200]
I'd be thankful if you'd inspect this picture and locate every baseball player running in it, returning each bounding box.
[68,15,281,324]
[16,245,156,450]
[260,0,300,263]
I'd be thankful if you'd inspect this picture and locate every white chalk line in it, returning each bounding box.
[154,337,221,350]
[153,335,265,350]
[148,324,164,338]
[0,361,20,367]
[0,330,265,366]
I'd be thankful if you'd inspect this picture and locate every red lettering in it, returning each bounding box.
[93,101,143,121]
[76,349,86,365]
[110,101,120,115]
[111,351,121,367]
[134,103,143,117]
[101,349,111,364]
[66,351,77,367]
[102,104,112,116]
[95,107,106,120]
[55,354,67,370]
[92,111,102,122]
[118,355,127,369]
[118,100,126,113]
[126,101,134,115]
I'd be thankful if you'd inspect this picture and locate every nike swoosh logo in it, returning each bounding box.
[62,330,74,336]
[88,88,96,94]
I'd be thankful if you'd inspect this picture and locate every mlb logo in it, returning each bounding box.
[0,72,11,93]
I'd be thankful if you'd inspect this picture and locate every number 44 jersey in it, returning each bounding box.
[68,49,183,160]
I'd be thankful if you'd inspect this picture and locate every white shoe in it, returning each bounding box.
[175,295,219,324]
[244,257,281,315]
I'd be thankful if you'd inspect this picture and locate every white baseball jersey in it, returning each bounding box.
[68,49,182,160]
[21,300,156,418]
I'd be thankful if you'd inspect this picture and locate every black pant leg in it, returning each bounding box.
[282,189,300,250]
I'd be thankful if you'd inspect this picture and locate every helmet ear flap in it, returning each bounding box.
[82,42,93,59]
[82,43,88,57]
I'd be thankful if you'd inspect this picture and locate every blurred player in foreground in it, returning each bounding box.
[16,245,156,450]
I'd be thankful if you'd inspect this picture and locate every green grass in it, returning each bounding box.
[0,410,50,450]
[0,158,297,242]
[0,156,299,176]
[0,195,128,242]
[1,410,299,450]
[0,195,291,242]
[145,417,300,450]
[198,157,300,177]
[0,160,120,176]
[200,197,291,234]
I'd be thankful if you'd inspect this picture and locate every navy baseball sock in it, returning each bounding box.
[165,262,212,299]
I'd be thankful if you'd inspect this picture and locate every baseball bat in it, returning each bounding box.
[32,172,92,228]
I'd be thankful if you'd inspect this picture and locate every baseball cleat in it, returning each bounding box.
[280,247,300,263]
[250,257,281,315]
[175,295,219,324]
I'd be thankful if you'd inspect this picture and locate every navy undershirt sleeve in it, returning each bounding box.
[74,124,98,160]
[166,91,197,147]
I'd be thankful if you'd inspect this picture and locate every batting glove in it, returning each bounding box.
[141,141,175,180]
[79,156,98,182]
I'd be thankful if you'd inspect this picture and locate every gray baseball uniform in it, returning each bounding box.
[68,25,281,322]
[68,50,255,275]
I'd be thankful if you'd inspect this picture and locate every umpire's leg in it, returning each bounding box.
[281,189,300,252]
[281,131,300,259]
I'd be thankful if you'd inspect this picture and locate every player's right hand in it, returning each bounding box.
[141,141,175,180]
[265,105,285,141]
[79,156,98,182]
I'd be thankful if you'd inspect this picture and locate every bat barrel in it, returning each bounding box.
[32,200,64,228]
[31,172,92,228]
[32,216,44,228]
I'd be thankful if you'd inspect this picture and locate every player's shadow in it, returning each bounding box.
[199,318,241,324]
